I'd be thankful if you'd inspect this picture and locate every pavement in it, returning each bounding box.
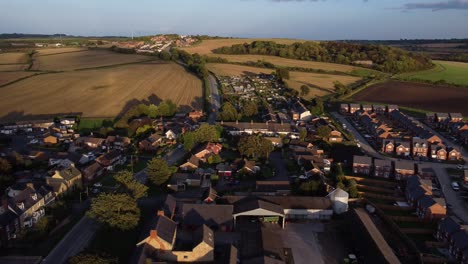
[42,217,100,264]
[207,74,221,125]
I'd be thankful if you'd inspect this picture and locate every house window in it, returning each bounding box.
[184,256,188,259]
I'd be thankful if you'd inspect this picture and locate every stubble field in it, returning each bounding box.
[0,61,202,121]
[0,71,36,86]
[352,80,468,115]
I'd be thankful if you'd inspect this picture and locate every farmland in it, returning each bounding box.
[207,63,361,99]
[0,71,36,86]
[396,60,468,86]
[352,80,468,115]
[181,38,304,55]
[0,61,202,122]
[32,49,152,71]
[35,47,88,56]
[0,64,28,71]
[0,52,28,64]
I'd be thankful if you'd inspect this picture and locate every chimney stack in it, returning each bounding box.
[150,230,158,239]
[157,210,165,217]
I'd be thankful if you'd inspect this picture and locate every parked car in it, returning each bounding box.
[452,182,460,191]
[93,182,102,188]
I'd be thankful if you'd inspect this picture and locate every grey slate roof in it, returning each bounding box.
[353,155,372,165]
[182,204,233,227]
[154,215,177,244]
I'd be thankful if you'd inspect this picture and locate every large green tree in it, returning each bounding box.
[299,128,308,141]
[241,100,258,117]
[317,125,332,140]
[114,171,148,200]
[147,158,175,186]
[238,135,274,159]
[300,85,310,97]
[219,102,241,121]
[87,193,140,231]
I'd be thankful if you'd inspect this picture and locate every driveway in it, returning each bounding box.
[281,223,325,264]
[268,152,289,181]
[207,74,221,124]
[43,217,100,264]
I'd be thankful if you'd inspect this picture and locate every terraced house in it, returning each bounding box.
[352,155,372,176]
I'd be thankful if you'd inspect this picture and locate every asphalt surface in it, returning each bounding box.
[207,74,221,124]
[268,151,290,181]
[281,223,326,264]
[43,217,100,264]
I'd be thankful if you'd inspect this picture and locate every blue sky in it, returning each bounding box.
[1,0,467,40]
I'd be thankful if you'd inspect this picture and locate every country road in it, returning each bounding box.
[207,74,220,124]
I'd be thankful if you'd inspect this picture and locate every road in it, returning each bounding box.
[207,74,221,124]
[268,151,290,181]
[43,217,100,264]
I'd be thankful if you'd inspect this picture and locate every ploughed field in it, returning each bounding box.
[352,81,468,115]
[0,61,202,122]
[207,63,360,99]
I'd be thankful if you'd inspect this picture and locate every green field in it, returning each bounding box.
[396,60,468,86]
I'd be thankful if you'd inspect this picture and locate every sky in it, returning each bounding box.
[1,0,467,40]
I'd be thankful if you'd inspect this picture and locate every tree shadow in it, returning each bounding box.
[0,110,83,124]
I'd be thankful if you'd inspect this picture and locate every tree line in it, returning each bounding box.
[212,41,433,73]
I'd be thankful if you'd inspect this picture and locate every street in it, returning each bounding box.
[207,74,221,125]
[268,151,290,181]
[43,217,100,264]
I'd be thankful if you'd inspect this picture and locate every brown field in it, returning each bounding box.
[0,71,35,86]
[352,81,468,115]
[207,63,360,99]
[0,52,28,64]
[0,61,202,121]
[182,38,305,55]
[35,47,88,56]
[0,64,28,71]
[32,50,151,71]
[206,54,358,73]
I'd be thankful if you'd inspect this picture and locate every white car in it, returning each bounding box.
[93,183,103,188]
[457,165,464,170]
[451,182,460,191]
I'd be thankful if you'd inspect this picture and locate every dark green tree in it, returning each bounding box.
[300,85,310,97]
[299,128,308,141]
[219,102,241,121]
[276,68,290,81]
[114,171,148,200]
[87,193,140,231]
[147,158,175,186]
[0,158,12,174]
[242,100,258,117]
[317,125,332,140]
[238,135,274,159]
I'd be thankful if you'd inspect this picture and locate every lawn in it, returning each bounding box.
[77,118,113,133]
[396,60,468,86]
[0,61,202,121]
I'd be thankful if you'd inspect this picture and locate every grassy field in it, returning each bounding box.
[207,63,361,99]
[396,60,468,86]
[32,50,152,71]
[181,38,305,55]
[206,54,358,73]
[0,61,202,121]
[0,71,36,86]
[0,52,28,64]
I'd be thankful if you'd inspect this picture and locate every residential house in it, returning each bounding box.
[265,137,283,147]
[46,165,82,196]
[387,105,399,113]
[382,139,395,154]
[416,195,446,221]
[450,113,463,122]
[75,137,105,149]
[395,141,411,157]
[253,181,291,196]
[374,159,392,178]
[373,105,386,115]
[42,135,58,146]
[405,176,432,207]
[163,194,177,219]
[179,156,201,171]
[362,105,372,112]
[96,150,125,170]
[181,204,234,231]
[167,225,214,262]
[349,104,360,114]
[340,104,349,114]
[412,137,428,157]
[195,143,222,160]
[430,144,447,160]
[436,113,450,123]
[139,133,163,151]
[106,136,131,149]
[238,160,259,175]
[394,161,415,181]
[6,183,46,230]
[447,147,462,161]
[137,213,177,251]
[221,122,294,136]
[437,217,464,243]
[167,173,191,192]
[289,140,313,152]
[291,101,311,121]
[165,130,178,141]
[188,110,204,121]
[352,155,372,176]
[82,162,104,181]
[449,231,468,262]
[216,163,232,178]
[328,130,343,142]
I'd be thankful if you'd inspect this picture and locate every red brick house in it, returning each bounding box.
[188,110,204,121]
[352,155,372,176]
[382,140,395,154]
[349,104,360,114]
[430,144,447,160]
[416,195,446,221]
[412,137,428,157]
[374,159,392,178]
[447,147,462,161]
[82,161,104,181]
[394,161,415,181]
[395,141,411,157]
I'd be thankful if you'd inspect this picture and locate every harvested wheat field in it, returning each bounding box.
[0,72,36,86]
[182,38,305,55]
[35,47,88,56]
[207,63,360,99]
[0,52,28,64]
[0,64,28,71]
[352,81,468,115]
[0,61,202,121]
[32,50,152,71]
[285,71,360,99]
[207,54,358,73]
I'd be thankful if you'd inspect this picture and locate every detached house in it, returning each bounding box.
[447,147,462,161]
[412,137,428,157]
[430,144,447,160]
[82,161,104,181]
[352,155,372,176]
[374,159,392,178]
[47,165,82,196]
[182,204,234,231]
[6,183,46,230]
[179,156,201,171]
[328,130,343,142]
[450,113,463,122]
[106,136,131,149]
[96,150,125,170]
[382,139,395,154]
[394,161,415,181]
[416,195,446,221]
[349,104,360,114]
[395,141,411,157]
[373,105,386,115]
[75,137,105,149]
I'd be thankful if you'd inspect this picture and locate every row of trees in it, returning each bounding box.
[114,100,177,129]
[218,101,258,121]
[213,41,433,73]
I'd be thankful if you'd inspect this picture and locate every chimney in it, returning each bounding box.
[150,230,158,239]
[157,210,165,217]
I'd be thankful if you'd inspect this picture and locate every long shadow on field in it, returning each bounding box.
[115,94,163,118]
[0,111,83,124]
